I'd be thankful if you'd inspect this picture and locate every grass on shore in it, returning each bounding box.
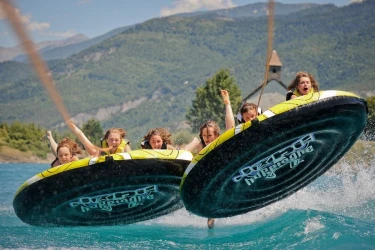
[0,146,52,164]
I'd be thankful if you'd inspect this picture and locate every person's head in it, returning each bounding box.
[56,138,82,164]
[287,71,319,95]
[56,144,73,164]
[238,103,260,123]
[103,128,126,150]
[199,120,221,147]
[143,128,172,149]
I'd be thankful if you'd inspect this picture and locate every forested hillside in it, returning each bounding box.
[0,0,374,142]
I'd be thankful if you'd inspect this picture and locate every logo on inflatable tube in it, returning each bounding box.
[69,185,158,212]
[232,133,316,186]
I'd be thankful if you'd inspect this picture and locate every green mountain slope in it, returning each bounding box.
[0,1,374,143]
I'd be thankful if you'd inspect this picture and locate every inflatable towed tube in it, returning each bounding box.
[13,150,192,226]
[180,90,368,218]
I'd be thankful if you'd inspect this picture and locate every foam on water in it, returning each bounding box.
[1,162,374,249]
[140,163,375,229]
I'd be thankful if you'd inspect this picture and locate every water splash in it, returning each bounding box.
[142,162,375,228]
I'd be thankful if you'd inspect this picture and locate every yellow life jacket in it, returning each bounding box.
[101,139,129,155]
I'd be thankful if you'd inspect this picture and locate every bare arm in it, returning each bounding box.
[196,142,203,153]
[72,155,80,161]
[221,90,235,130]
[68,122,98,156]
[43,131,58,157]
[124,144,131,152]
[183,137,201,152]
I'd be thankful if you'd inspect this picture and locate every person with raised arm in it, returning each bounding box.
[69,123,131,157]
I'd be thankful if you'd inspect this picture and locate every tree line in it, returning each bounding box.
[1,69,374,160]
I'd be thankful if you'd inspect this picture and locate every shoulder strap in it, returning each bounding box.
[50,157,59,167]
[142,140,152,149]
[286,90,294,101]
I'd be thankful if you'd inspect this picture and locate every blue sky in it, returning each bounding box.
[0,0,357,48]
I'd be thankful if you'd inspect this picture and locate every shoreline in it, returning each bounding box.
[0,154,53,164]
[0,146,54,164]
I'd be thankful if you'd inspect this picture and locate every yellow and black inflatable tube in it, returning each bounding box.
[180,90,368,218]
[13,150,192,226]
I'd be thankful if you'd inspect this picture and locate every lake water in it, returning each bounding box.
[1,163,374,249]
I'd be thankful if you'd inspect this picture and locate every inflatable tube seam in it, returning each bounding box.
[89,157,98,165]
[262,110,276,118]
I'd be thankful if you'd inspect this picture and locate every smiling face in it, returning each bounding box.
[149,135,164,149]
[57,146,73,164]
[106,132,122,151]
[297,76,312,96]
[242,108,257,122]
[239,103,259,123]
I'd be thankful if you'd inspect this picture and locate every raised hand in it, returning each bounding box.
[221,89,230,105]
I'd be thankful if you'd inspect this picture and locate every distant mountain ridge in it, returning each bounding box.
[12,25,135,62]
[0,2,316,63]
[34,2,316,62]
[174,2,319,18]
[0,46,18,62]
[0,34,89,62]
[0,0,374,142]
[0,24,136,63]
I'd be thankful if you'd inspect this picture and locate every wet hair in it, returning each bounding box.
[103,128,126,140]
[199,120,221,147]
[143,127,172,145]
[287,71,319,92]
[56,138,82,156]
